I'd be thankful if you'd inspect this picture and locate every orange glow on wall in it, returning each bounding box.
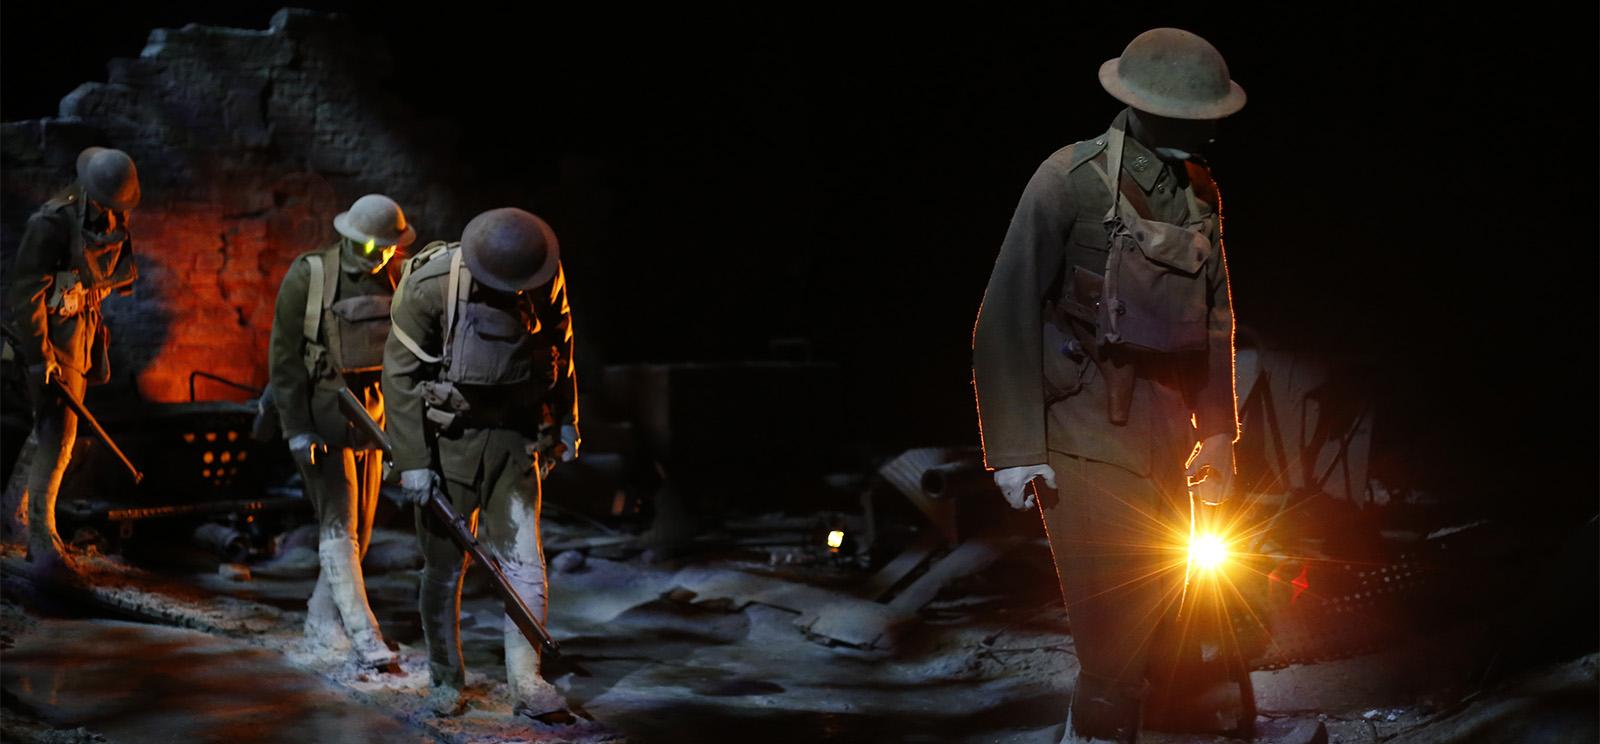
[118,198,339,403]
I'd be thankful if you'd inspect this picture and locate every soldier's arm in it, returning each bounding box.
[383,273,445,473]
[7,211,68,367]
[535,263,578,430]
[1193,209,1239,443]
[972,159,1073,469]
[267,258,317,438]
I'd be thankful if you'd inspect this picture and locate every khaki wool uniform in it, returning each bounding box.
[382,241,577,697]
[972,109,1238,732]
[8,184,136,557]
[267,241,395,648]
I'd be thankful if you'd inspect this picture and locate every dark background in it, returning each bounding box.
[4,3,1596,517]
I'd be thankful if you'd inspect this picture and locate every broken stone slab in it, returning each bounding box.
[666,564,843,616]
[1384,653,1598,744]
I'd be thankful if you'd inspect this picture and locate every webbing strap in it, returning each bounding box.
[320,244,342,369]
[444,248,467,361]
[302,254,323,343]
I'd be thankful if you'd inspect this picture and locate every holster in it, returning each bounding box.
[1054,266,1136,425]
[418,380,470,430]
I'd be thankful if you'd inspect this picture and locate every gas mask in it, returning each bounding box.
[343,237,396,274]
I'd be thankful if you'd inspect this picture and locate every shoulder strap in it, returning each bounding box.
[1102,123,1127,224]
[321,243,344,369]
[321,244,340,310]
[444,247,468,357]
[388,242,453,364]
[62,187,88,275]
[302,253,324,343]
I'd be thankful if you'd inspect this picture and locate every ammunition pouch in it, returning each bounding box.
[419,380,471,431]
[444,302,553,387]
[1100,214,1211,354]
[418,378,551,434]
[303,340,331,381]
[45,271,108,318]
[328,295,392,373]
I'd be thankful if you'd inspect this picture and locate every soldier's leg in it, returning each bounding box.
[298,450,346,647]
[1042,453,1187,743]
[24,369,87,570]
[477,448,558,712]
[357,383,385,559]
[416,473,477,699]
[353,448,382,560]
[304,571,347,647]
[310,446,393,665]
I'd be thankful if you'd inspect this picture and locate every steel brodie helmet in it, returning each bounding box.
[460,208,560,292]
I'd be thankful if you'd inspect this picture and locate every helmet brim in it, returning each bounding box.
[85,184,141,212]
[1098,58,1247,121]
[463,240,561,293]
[333,211,418,249]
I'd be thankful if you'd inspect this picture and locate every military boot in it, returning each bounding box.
[506,624,570,722]
[24,487,79,584]
[1065,673,1143,744]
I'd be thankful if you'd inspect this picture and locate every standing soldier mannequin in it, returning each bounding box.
[268,194,413,669]
[8,147,141,581]
[972,29,1245,744]
[383,208,579,718]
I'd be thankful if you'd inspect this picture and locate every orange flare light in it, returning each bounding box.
[1189,533,1228,572]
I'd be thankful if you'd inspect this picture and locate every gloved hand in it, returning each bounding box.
[288,432,328,467]
[994,463,1056,510]
[399,468,439,506]
[25,360,60,406]
[1187,433,1236,505]
[555,424,580,463]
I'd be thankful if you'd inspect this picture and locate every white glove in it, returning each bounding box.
[994,464,1056,510]
[399,468,438,506]
[1187,433,1236,506]
[557,424,580,463]
[288,432,327,466]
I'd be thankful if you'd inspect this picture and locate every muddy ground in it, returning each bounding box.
[1,522,1595,744]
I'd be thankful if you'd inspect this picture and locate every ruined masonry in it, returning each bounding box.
[0,8,470,403]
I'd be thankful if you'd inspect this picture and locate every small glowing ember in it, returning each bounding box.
[826,530,845,550]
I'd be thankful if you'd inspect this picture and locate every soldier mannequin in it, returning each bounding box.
[972,29,1245,744]
[8,147,141,581]
[267,194,413,669]
[383,207,579,718]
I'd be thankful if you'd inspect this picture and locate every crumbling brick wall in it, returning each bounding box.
[1,8,470,404]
